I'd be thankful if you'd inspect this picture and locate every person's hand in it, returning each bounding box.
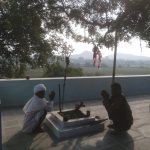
[101,90,109,100]
[49,91,55,101]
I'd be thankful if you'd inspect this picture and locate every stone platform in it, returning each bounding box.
[2,96,150,150]
[45,109,105,139]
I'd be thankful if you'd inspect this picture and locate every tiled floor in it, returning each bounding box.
[2,96,150,150]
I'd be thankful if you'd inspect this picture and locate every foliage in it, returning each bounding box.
[67,66,83,77]
[44,62,83,77]
[1,0,150,78]
[0,0,74,78]
[65,0,150,47]
[116,0,150,45]
[44,63,64,77]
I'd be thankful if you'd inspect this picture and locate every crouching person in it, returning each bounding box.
[22,84,55,134]
[101,83,133,133]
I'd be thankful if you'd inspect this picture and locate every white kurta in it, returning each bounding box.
[22,95,53,133]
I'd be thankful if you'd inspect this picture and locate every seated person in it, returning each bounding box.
[101,83,133,132]
[22,84,55,133]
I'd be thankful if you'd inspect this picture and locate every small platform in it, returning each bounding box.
[45,109,105,139]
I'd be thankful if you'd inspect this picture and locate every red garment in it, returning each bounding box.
[92,46,102,68]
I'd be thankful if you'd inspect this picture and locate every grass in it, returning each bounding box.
[25,67,150,78]
[25,68,44,78]
[81,66,150,76]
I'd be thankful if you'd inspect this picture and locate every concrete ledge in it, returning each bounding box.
[45,112,105,139]
[1,75,150,107]
[50,110,95,128]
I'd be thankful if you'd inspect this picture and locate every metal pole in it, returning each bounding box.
[62,67,67,110]
[62,56,69,110]
[112,31,118,84]
[58,84,61,113]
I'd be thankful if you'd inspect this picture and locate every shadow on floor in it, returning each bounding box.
[84,131,134,150]
[52,130,134,150]
[3,130,36,150]
[3,128,134,150]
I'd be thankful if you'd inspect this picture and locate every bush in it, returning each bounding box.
[0,62,26,78]
[44,63,83,77]
[67,67,83,77]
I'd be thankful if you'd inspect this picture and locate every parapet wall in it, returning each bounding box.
[0,75,150,107]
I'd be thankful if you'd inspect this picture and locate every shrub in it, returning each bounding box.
[44,63,83,77]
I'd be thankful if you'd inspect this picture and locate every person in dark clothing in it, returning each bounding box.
[101,83,133,132]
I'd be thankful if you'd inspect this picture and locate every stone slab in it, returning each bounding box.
[45,113,105,139]
[50,110,95,128]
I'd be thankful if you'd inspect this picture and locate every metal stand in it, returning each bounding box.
[58,56,70,112]
[62,56,69,110]
[112,31,118,84]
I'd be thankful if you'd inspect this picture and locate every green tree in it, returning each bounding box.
[114,0,150,45]
[1,0,150,78]
[63,0,150,81]
[69,0,150,46]
[0,0,75,78]
[44,63,64,77]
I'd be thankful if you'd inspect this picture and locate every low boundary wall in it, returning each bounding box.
[0,75,150,107]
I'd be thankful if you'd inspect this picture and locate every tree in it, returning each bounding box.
[115,0,150,45]
[1,0,150,78]
[0,0,75,78]
[62,0,150,82]
[66,0,150,46]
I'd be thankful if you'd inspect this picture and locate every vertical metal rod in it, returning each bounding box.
[112,31,118,84]
[58,84,61,113]
[62,56,70,110]
[62,65,67,110]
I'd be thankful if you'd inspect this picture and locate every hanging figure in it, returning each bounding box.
[92,45,102,69]
[97,49,102,69]
[92,45,97,66]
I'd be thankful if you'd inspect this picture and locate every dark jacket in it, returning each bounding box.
[103,95,133,131]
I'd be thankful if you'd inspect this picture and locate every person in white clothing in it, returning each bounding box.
[22,84,55,133]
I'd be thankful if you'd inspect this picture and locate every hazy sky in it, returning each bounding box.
[70,38,150,57]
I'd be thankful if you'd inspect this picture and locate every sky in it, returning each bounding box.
[70,38,150,58]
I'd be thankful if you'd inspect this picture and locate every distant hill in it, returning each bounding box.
[71,51,93,59]
[71,51,150,61]
[105,53,150,61]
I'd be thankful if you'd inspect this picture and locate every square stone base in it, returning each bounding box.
[45,109,105,139]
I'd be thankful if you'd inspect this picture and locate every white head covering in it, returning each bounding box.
[34,84,46,94]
